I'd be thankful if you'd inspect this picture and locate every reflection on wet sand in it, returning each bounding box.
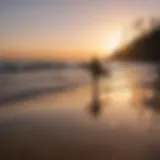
[88,99,101,117]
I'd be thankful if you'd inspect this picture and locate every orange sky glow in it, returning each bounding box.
[0,0,159,61]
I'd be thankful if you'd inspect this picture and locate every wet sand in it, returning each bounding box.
[1,83,160,160]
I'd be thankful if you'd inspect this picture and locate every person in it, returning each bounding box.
[88,57,107,116]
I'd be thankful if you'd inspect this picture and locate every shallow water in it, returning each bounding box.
[0,68,90,102]
[1,63,160,160]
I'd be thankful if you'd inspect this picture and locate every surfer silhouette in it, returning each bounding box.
[89,57,107,116]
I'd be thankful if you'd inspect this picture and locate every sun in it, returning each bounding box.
[108,36,121,53]
[101,30,123,57]
[107,33,122,55]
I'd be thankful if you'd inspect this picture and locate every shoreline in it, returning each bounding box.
[0,83,89,106]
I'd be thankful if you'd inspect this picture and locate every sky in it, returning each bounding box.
[0,0,160,60]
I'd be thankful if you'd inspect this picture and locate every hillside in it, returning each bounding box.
[110,26,160,62]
